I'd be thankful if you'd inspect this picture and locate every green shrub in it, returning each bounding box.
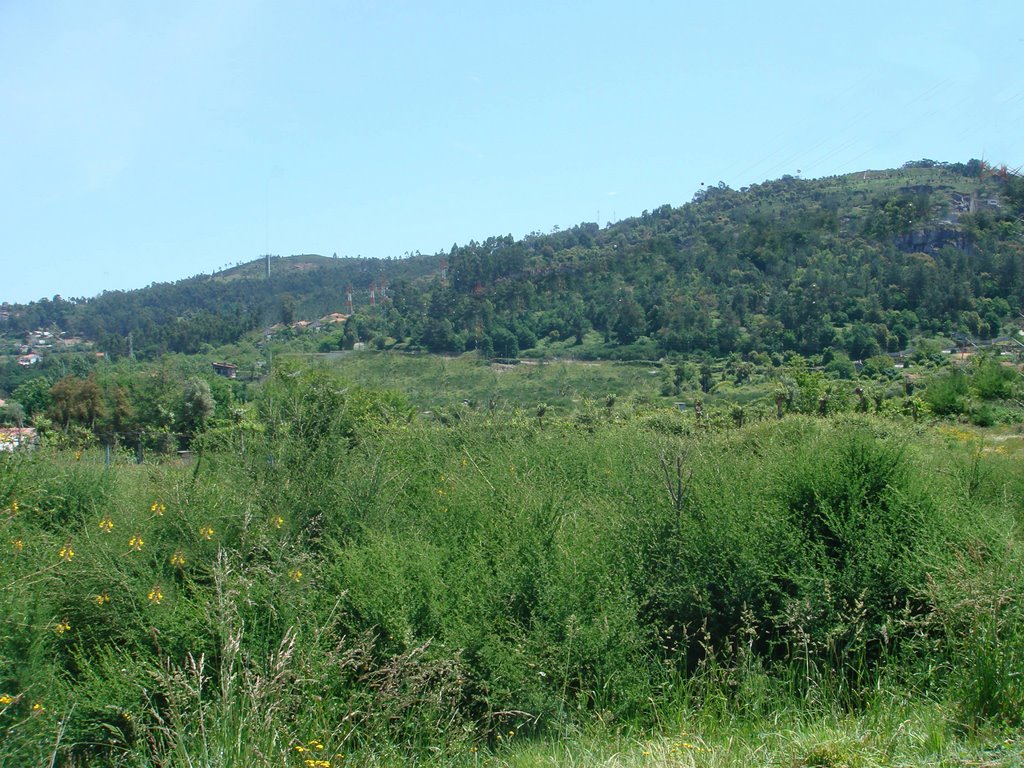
[924,370,969,416]
[971,358,1015,400]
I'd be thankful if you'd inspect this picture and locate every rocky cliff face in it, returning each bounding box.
[895,227,968,254]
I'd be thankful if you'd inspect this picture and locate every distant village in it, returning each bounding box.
[1,308,354,377]
[6,326,94,368]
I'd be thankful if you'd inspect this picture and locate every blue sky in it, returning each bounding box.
[2,1,1022,304]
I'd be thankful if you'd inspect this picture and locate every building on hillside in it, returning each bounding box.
[0,427,38,451]
[17,353,41,366]
[211,362,238,379]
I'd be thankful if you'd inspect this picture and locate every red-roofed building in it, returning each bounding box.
[0,427,38,451]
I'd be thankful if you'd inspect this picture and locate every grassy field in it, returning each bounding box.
[310,349,669,412]
[3,363,1024,766]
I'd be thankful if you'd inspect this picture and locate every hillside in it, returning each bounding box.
[390,160,1024,361]
[3,159,1023,363]
[1,253,440,359]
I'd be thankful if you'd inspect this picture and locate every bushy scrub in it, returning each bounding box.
[635,417,944,694]
[924,369,969,416]
[3,371,1024,765]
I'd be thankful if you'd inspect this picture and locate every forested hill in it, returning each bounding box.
[4,159,1024,360]
[1,254,440,358]
[388,160,1024,359]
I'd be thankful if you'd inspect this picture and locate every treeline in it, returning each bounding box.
[1,360,248,450]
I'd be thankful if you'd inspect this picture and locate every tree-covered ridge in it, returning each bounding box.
[1,254,439,358]
[4,160,1023,361]
[385,161,1024,359]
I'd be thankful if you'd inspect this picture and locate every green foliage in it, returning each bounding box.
[3,378,1024,764]
[178,377,215,439]
[860,354,896,379]
[971,358,1016,400]
[824,352,855,379]
[771,422,932,684]
[0,400,25,426]
[12,377,53,419]
[924,369,969,416]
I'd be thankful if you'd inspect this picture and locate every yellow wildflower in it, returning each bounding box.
[289,568,303,582]
[59,540,75,562]
[272,515,284,529]
[31,702,45,714]
[12,538,23,553]
[0,693,14,705]
[74,449,82,461]
[150,501,165,516]
[147,585,164,605]
[128,533,144,551]
[55,618,71,635]
[99,516,114,533]
[170,551,186,568]
[95,593,110,606]
[308,740,324,750]
[304,760,331,768]
[199,525,214,540]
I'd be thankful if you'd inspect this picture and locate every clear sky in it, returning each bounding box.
[2,1,1022,304]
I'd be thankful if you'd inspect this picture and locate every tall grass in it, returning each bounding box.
[2,365,1023,765]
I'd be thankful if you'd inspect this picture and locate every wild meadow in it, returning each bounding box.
[2,363,1024,766]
